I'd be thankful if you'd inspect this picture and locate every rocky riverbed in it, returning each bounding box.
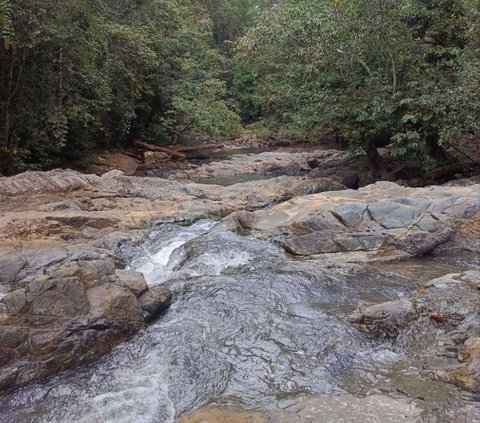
[0,148,479,422]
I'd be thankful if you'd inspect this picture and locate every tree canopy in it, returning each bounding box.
[236,0,480,170]
[1,0,479,174]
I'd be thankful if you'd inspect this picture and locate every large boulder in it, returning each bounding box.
[0,243,171,390]
[221,181,480,261]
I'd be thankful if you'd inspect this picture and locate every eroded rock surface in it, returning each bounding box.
[0,167,478,393]
[179,394,423,423]
[348,271,480,394]
[221,181,480,261]
[0,241,171,390]
[170,149,347,181]
[0,169,344,390]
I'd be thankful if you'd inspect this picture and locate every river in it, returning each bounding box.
[0,220,478,422]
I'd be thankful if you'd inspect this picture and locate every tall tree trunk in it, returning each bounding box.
[1,49,15,149]
[1,48,23,150]
[364,141,390,178]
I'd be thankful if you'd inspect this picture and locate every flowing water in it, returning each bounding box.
[1,221,478,422]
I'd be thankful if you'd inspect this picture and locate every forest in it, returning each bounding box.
[1,1,480,419]
[0,0,479,175]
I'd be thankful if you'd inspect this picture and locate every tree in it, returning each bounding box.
[236,0,480,172]
[0,0,242,174]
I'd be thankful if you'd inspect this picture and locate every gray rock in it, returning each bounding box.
[294,212,346,233]
[1,289,26,314]
[0,367,18,391]
[339,232,388,251]
[348,298,419,338]
[349,271,480,393]
[0,169,96,195]
[393,196,430,209]
[444,197,480,218]
[284,232,340,255]
[0,326,28,349]
[397,227,455,255]
[414,215,441,232]
[26,277,56,303]
[368,200,422,229]
[0,254,25,285]
[101,169,125,179]
[332,203,368,228]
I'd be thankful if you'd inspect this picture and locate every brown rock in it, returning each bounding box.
[138,285,172,322]
[31,278,87,318]
[179,394,422,423]
[144,151,170,166]
[446,336,480,394]
[115,270,148,298]
[1,289,26,314]
[179,407,268,423]
[86,285,144,325]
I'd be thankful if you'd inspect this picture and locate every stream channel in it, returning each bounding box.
[1,220,479,422]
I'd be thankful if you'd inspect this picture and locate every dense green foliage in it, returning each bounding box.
[236,0,480,170]
[0,0,241,173]
[1,0,479,174]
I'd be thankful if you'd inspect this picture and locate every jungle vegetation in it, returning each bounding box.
[1,0,479,174]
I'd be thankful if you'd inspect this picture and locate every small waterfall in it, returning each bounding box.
[0,222,477,423]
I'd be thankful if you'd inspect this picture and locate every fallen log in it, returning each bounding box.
[166,143,224,152]
[134,140,186,159]
[424,161,478,182]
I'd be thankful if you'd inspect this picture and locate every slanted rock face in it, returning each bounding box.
[222,181,480,261]
[348,271,480,394]
[0,241,171,390]
[0,169,348,391]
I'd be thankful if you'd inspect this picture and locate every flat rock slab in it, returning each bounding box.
[179,394,422,423]
[222,181,480,260]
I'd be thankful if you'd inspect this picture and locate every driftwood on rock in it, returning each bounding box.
[134,140,186,159]
[166,143,224,152]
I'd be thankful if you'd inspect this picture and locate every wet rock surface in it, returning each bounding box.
[0,243,171,390]
[0,217,478,422]
[348,271,480,394]
[179,394,423,423]
[0,153,478,404]
[0,168,346,390]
